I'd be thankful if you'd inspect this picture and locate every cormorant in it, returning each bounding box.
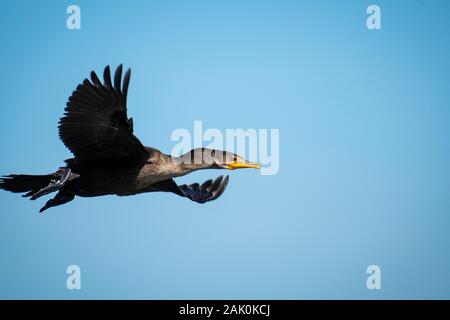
[0,65,260,212]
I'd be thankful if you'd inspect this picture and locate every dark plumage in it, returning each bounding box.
[0,65,260,212]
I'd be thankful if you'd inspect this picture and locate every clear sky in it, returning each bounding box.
[0,0,449,299]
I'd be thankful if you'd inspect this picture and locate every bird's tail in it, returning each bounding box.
[0,170,62,199]
[1,168,76,213]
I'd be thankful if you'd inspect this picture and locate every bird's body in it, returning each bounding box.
[1,65,260,212]
[63,148,202,197]
[64,149,172,197]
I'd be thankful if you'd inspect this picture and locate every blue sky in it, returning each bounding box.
[0,0,449,299]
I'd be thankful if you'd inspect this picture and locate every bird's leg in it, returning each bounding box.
[39,191,75,213]
[30,168,72,200]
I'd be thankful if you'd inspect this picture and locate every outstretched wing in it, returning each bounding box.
[59,65,148,162]
[129,175,229,203]
[177,175,229,203]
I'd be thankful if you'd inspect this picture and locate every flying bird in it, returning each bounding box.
[0,65,260,212]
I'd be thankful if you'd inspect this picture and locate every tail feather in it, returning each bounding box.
[0,173,55,198]
[0,170,61,200]
[1,169,76,213]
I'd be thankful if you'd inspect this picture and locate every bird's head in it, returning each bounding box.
[179,148,261,170]
[213,149,261,170]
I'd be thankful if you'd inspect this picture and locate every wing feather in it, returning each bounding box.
[58,65,148,162]
[123,176,230,203]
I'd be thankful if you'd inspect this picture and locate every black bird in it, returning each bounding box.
[0,65,260,212]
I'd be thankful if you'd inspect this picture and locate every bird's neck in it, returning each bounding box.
[150,152,214,178]
[169,156,215,176]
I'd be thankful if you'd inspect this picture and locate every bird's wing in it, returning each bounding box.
[176,175,229,203]
[131,175,229,203]
[58,65,149,162]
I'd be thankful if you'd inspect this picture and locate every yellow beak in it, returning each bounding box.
[226,161,261,170]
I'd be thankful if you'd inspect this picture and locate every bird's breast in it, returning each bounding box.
[134,165,177,189]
